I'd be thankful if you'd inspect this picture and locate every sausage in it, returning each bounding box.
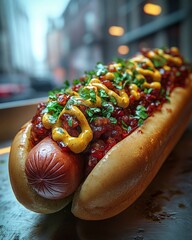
[9,123,83,213]
[25,137,83,200]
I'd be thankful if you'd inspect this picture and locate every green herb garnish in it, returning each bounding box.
[133,77,145,88]
[98,89,108,98]
[86,107,101,117]
[127,60,135,68]
[84,70,96,84]
[65,96,81,109]
[135,105,148,126]
[109,117,117,124]
[101,101,114,118]
[152,56,167,68]
[144,88,153,94]
[78,88,96,103]
[109,96,117,105]
[86,107,101,122]
[113,58,127,68]
[176,71,181,77]
[96,62,108,76]
[42,101,64,123]
[122,120,128,130]
[165,90,171,102]
[68,117,73,127]
[112,72,124,89]
[73,79,81,85]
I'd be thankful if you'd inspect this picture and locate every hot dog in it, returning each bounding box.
[9,47,192,220]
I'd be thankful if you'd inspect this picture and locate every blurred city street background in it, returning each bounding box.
[0,0,192,103]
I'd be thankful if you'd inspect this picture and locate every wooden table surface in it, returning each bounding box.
[0,124,192,240]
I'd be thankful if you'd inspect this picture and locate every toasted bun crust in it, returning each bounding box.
[71,76,192,220]
[9,122,72,213]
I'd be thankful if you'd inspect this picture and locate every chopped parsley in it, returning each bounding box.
[133,77,145,88]
[98,89,108,98]
[160,88,171,103]
[78,88,96,103]
[165,90,171,102]
[96,62,108,76]
[42,101,64,123]
[84,70,96,84]
[98,89,117,105]
[121,120,131,132]
[101,101,115,120]
[176,71,181,77]
[73,79,81,85]
[144,88,153,94]
[109,117,117,124]
[68,117,73,127]
[65,96,81,109]
[86,107,101,117]
[126,60,135,68]
[152,56,167,68]
[122,75,133,88]
[109,96,117,105]
[113,72,124,87]
[122,120,128,130]
[113,58,127,68]
[135,105,148,126]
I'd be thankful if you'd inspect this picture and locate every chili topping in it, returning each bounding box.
[31,47,190,175]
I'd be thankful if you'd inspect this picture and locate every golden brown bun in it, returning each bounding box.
[71,76,192,220]
[9,122,72,213]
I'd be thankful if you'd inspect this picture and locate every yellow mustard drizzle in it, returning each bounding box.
[147,49,182,66]
[126,55,162,93]
[157,49,182,66]
[52,106,93,153]
[73,86,102,108]
[42,77,129,152]
[129,84,140,100]
[89,78,129,108]
[42,113,54,129]
[42,48,183,153]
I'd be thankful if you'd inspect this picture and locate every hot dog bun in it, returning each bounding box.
[9,122,80,213]
[8,47,192,220]
[9,76,192,218]
[71,76,192,220]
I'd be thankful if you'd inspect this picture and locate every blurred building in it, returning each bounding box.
[0,0,32,74]
[118,0,192,60]
[46,0,192,84]
[0,0,33,101]
[46,18,66,85]
[0,0,55,103]
[1,0,192,102]
[46,0,104,82]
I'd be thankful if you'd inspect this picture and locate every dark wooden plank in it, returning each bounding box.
[0,125,192,240]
